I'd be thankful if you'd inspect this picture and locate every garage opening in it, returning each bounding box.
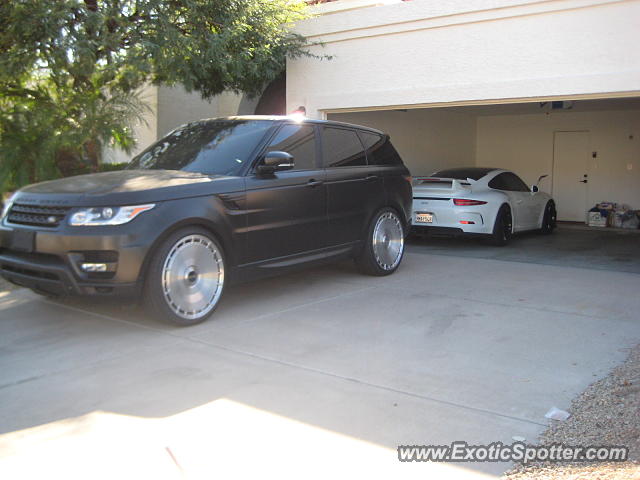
[328,97,640,223]
[328,98,640,272]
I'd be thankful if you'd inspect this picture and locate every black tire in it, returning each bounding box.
[489,205,513,246]
[355,208,405,276]
[540,201,557,234]
[144,227,226,326]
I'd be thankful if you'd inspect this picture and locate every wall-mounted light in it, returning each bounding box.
[291,106,306,115]
[289,106,306,122]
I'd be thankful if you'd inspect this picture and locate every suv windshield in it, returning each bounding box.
[128,120,272,176]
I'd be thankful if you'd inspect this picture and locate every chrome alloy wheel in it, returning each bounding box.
[161,234,224,321]
[372,212,404,271]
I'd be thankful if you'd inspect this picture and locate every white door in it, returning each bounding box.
[552,131,589,222]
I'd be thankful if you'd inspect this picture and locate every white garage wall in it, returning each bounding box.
[289,0,640,118]
[476,110,640,208]
[329,109,476,176]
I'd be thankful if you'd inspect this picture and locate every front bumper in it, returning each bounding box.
[0,221,152,297]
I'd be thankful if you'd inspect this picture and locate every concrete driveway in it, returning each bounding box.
[1,242,639,478]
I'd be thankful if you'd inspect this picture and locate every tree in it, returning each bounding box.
[0,0,310,190]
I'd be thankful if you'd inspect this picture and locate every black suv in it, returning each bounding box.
[0,117,412,325]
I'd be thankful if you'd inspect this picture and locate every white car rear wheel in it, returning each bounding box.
[489,205,512,246]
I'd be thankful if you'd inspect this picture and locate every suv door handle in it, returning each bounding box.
[579,179,588,183]
[365,175,379,182]
[307,179,323,187]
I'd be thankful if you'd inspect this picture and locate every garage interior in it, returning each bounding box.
[329,97,640,273]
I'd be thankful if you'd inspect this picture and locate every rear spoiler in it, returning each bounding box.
[414,177,476,191]
[451,179,475,191]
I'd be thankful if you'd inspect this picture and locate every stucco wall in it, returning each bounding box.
[289,0,640,117]
[476,110,640,208]
[156,86,259,138]
[329,109,476,176]
[104,86,259,163]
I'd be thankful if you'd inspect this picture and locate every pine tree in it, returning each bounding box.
[0,0,310,190]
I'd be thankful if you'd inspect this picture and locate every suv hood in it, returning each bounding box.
[13,170,244,207]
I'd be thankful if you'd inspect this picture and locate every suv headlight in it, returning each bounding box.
[69,204,155,226]
[1,195,15,221]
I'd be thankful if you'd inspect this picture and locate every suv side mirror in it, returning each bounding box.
[257,151,294,174]
[531,185,539,193]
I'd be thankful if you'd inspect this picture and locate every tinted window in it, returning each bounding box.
[322,127,367,167]
[488,173,508,190]
[489,172,529,192]
[432,167,497,181]
[504,172,530,192]
[129,120,271,176]
[267,124,317,171]
[360,132,402,166]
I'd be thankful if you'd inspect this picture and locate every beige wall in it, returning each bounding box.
[156,86,259,138]
[104,86,259,163]
[329,109,476,176]
[289,0,640,118]
[476,109,640,208]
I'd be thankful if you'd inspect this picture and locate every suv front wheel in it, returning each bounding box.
[355,208,405,276]
[144,227,226,326]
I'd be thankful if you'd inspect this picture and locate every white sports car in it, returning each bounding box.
[411,167,556,245]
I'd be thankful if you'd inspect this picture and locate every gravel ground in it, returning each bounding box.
[505,344,640,479]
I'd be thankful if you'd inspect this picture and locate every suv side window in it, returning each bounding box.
[322,127,367,167]
[266,124,317,171]
[359,132,402,166]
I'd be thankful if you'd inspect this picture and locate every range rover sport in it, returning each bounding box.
[0,116,412,325]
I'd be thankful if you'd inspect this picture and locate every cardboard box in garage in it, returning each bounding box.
[588,211,607,227]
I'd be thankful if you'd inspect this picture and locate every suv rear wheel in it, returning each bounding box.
[144,227,225,326]
[355,208,405,276]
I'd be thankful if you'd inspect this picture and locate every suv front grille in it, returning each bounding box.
[7,204,71,228]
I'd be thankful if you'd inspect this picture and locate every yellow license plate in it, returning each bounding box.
[415,212,433,223]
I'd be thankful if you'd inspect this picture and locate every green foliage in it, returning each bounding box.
[0,86,148,192]
[0,0,311,191]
